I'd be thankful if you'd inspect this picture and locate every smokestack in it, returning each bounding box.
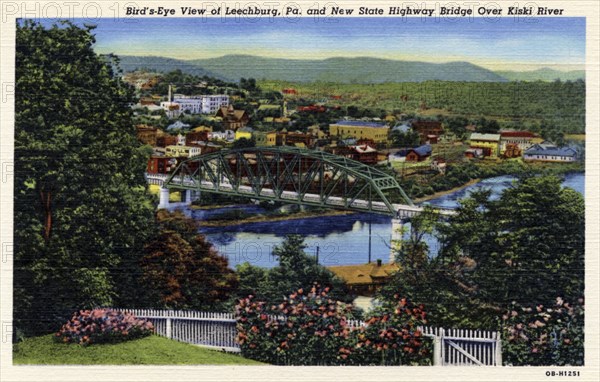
[168,84,172,102]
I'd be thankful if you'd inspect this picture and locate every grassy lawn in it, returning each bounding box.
[13,334,264,365]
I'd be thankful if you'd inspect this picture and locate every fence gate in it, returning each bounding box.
[419,327,502,366]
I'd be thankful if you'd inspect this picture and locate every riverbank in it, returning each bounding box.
[413,178,481,203]
[197,209,355,227]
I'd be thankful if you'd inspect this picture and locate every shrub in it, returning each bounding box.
[346,295,430,366]
[236,287,429,365]
[236,286,353,365]
[54,308,154,346]
[501,297,584,366]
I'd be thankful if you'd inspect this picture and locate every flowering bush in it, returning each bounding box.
[54,308,154,346]
[236,286,429,365]
[501,297,584,366]
[347,295,430,365]
[236,285,353,365]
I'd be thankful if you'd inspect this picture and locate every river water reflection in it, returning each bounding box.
[194,173,584,268]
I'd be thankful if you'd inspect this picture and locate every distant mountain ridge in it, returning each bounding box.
[495,68,585,82]
[189,55,509,83]
[117,56,228,80]
[117,55,583,83]
[118,55,508,83]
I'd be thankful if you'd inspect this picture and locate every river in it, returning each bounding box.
[191,172,584,268]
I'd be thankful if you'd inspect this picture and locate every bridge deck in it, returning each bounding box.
[146,173,456,217]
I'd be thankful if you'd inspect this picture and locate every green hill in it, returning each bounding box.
[495,68,585,82]
[190,55,508,83]
[118,55,229,80]
[118,54,508,83]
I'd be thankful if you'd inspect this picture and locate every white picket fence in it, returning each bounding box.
[113,308,240,352]
[113,308,502,365]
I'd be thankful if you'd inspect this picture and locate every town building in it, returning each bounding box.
[349,144,379,165]
[191,126,213,133]
[469,133,501,158]
[165,145,202,158]
[216,105,250,131]
[523,143,578,162]
[146,156,179,175]
[186,130,210,144]
[327,260,399,296]
[329,121,390,144]
[411,120,444,144]
[389,148,410,162]
[136,125,157,146]
[185,141,222,155]
[307,125,327,139]
[160,85,229,117]
[500,131,538,154]
[156,135,178,147]
[208,130,235,142]
[391,123,411,134]
[285,131,315,148]
[235,126,254,141]
[405,144,432,162]
[166,121,191,131]
[254,131,278,146]
[464,148,484,159]
[159,101,180,118]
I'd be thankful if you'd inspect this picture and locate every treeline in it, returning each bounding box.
[262,79,586,135]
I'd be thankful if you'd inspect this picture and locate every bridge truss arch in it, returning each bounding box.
[163,146,413,216]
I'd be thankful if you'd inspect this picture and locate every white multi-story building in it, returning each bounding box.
[165,145,202,158]
[161,94,229,116]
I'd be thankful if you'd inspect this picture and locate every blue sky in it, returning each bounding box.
[63,17,585,71]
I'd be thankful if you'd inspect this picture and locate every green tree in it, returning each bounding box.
[390,130,420,148]
[240,77,260,95]
[380,176,584,330]
[140,211,238,310]
[236,235,352,304]
[232,137,256,149]
[14,21,154,336]
[235,262,268,299]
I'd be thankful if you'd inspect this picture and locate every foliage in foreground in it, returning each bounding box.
[139,210,238,311]
[234,235,353,307]
[14,20,155,336]
[381,175,584,330]
[501,298,584,366]
[54,309,154,346]
[14,334,263,365]
[236,286,429,366]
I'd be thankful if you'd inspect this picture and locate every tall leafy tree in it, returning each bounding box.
[236,235,352,304]
[14,21,154,336]
[139,211,238,311]
[380,176,584,329]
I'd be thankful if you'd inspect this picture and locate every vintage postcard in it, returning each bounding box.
[1,1,599,381]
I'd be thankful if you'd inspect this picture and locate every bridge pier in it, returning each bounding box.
[389,218,408,263]
[185,190,201,204]
[158,187,170,209]
[158,188,201,210]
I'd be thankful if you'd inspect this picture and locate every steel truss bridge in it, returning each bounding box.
[146,146,455,218]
